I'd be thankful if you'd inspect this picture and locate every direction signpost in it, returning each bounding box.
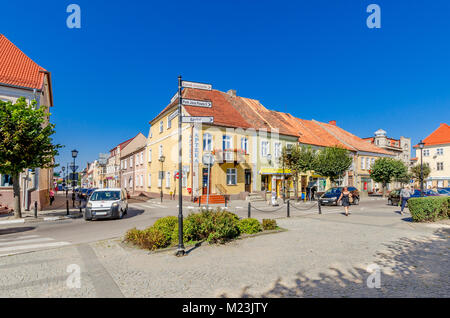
[174,76,214,257]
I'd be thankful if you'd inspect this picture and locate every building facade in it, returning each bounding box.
[414,123,450,188]
[0,34,55,211]
[120,133,147,196]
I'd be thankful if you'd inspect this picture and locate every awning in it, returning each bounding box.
[260,168,292,175]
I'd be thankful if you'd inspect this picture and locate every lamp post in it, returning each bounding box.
[284,147,292,203]
[159,155,165,203]
[419,140,425,197]
[71,149,78,206]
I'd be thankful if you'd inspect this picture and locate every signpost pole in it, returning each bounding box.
[176,76,185,257]
[206,155,211,210]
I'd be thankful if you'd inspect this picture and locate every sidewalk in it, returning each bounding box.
[0,194,84,225]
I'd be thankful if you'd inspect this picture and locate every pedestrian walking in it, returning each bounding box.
[49,189,55,206]
[337,187,352,216]
[399,185,414,215]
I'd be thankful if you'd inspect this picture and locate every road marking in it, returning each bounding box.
[43,216,60,221]
[0,235,39,242]
[0,241,70,253]
[0,219,25,225]
[0,237,54,247]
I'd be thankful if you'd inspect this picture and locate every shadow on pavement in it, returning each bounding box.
[219,228,449,298]
[0,226,35,236]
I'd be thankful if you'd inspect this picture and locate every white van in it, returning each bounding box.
[84,188,128,220]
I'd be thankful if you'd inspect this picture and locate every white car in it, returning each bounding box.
[84,188,128,221]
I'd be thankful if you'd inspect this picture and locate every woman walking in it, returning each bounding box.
[49,189,55,206]
[337,187,352,216]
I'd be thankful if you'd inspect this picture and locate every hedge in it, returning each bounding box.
[407,196,449,222]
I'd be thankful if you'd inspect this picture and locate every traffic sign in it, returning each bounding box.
[181,99,212,108]
[168,109,179,121]
[181,116,214,124]
[181,81,212,91]
[202,153,215,166]
[170,91,179,104]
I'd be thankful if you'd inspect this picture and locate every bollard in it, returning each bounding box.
[318,200,322,214]
[198,197,201,207]
[34,201,38,218]
[248,202,251,218]
[66,200,69,216]
[287,199,290,217]
[224,195,227,208]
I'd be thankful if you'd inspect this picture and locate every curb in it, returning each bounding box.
[0,214,82,225]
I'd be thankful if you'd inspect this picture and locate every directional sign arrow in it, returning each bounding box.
[181,99,212,108]
[181,116,214,124]
[170,91,179,104]
[181,81,212,91]
[168,109,179,121]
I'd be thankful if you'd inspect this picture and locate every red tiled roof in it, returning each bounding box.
[414,123,450,147]
[109,135,137,154]
[317,121,394,155]
[150,88,252,130]
[0,34,46,90]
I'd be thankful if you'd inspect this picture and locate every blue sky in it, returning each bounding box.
[1,0,449,172]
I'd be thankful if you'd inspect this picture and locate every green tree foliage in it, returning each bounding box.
[410,163,431,183]
[370,158,408,195]
[281,145,317,198]
[314,146,353,182]
[0,98,62,218]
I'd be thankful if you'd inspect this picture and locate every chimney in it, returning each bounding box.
[227,89,236,97]
[329,120,337,126]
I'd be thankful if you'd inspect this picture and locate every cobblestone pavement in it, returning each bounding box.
[0,200,448,298]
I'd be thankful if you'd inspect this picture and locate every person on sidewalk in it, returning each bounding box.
[49,189,55,206]
[337,187,352,216]
[399,185,414,215]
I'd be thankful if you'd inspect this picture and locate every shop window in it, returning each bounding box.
[0,174,13,187]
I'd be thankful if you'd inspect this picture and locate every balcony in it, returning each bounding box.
[213,149,249,165]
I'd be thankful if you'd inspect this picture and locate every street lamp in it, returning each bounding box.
[283,147,292,203]
[419,140,425,197]
[159,155,165,203]
[71,149,78,207]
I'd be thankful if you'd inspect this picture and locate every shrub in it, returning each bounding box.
[408,196,449,222]
[238,218,263,234]
[206,210,240,243]
[262,219,277,230]
[153,216,178,242]
[125,227,168,250]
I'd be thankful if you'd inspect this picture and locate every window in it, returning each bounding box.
[120,160,123,170]
[361,157,365,170]
[130,156,133,167]
[274,142,282,158]
[140,175,143,187]
[135,154,139,167]
[261,141,269,157]
[124,159,127,169]
[423,149,430,157]
[203,133,212,151]
[366,158,370,170]
[159,121,163,133]
[241,137,248,154]
[159,145,163,159]
[148,173,151,188]
[167,117,172,129]
[136,175,139,187]
[124,178,127,188]
[166,172,171,188]
[226,168,237,185]
[437,162,444,171]
[0,174,12,187]
[148,148,152,162]
[140,152,143,164]
[222,135,232,150]
[436,148,444,156]
[371,158,375,168]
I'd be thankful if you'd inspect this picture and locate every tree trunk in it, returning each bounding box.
[12,173,22,218]
[382,183,387,197]
[294,173,299,201]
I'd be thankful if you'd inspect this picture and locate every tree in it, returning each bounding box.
[410,163,431,184]
[369,158,408,196]
[0,98,62,218]
[314,146,353,183]
[281,145,317,199]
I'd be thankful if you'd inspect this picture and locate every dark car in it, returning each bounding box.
[319,187,360,206]
[78,188,89,200]
[388,189,440,206]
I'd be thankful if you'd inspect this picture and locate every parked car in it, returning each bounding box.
[437,188,450,196]
[388,189,440,206]
[318,187,360,206]
[84,188,128,221]
[78,188,89,200]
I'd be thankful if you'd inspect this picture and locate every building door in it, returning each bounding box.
[245,169,251,193]
[202,168,210,195]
